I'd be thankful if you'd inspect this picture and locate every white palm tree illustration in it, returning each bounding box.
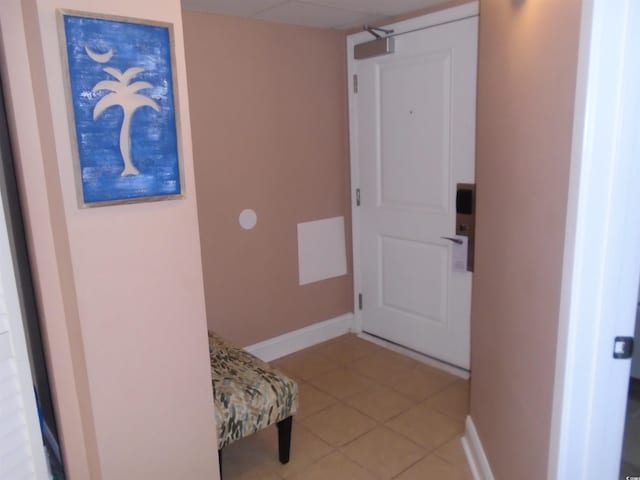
[92,65,160,176]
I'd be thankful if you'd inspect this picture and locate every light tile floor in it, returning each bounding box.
[220,334,472,480]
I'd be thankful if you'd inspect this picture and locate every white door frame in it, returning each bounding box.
[548,1,640,478]
[346,1,480,335]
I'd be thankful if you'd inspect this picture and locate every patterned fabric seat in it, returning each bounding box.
[208,331,298,454]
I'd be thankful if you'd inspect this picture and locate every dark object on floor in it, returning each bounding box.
[208,331,299,478]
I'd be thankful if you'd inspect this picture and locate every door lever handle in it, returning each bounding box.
[441,236,463,245]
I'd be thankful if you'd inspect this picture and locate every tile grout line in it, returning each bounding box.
[228,334,471,479]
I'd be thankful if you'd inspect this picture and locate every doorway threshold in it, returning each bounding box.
[357,331,470,380]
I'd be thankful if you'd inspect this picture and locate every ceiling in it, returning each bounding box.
[181,0,447,30]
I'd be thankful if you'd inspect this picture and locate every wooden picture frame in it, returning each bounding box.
[58,10,184,207]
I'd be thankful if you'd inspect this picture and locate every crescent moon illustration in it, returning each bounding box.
[85,46,113,63]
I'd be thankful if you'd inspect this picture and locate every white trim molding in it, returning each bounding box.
[244,313,355,362]
[548,1,640,478]
[462,416,495,480]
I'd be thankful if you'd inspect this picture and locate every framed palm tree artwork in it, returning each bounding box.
[59,11,183,206]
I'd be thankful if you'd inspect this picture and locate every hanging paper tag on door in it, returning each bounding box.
[451,235,468,273]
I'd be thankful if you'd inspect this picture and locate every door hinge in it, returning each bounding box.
[613,336,634,359]
[358,293,363,310]
[353,74,358,94]
[356,188,361,206]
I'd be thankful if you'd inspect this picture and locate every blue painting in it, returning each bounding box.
[62,13,182,205]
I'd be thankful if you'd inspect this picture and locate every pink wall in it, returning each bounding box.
[1,0,219,478]
[183,12,352,346]
[0,2,96,477]
[471,0,582,478]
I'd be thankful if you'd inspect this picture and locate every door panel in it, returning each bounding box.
[353,16,478,369]
[380,236,447,322]
[380,54,450,211]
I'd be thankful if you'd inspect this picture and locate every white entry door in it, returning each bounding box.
[349,8,478,370]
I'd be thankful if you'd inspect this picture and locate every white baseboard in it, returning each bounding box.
[244,313,355,362]
[462,416,495,480]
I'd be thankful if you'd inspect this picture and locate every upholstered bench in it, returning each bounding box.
[208,331,298,474]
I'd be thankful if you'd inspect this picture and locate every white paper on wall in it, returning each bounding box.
[297,216,347,286]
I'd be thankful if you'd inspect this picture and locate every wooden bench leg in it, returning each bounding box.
[277,416,293,464]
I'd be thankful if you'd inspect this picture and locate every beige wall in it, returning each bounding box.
[471,0,582,478]
[183,12,352,346]
[1,1,219,478]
